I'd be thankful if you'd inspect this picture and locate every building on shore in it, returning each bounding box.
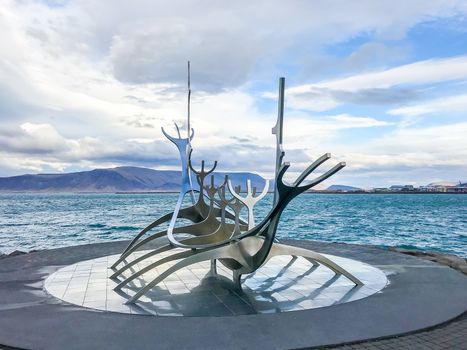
[371,181,466,193]
[389,185,415,192]
[447,182,467,193]
[419,181,457,192]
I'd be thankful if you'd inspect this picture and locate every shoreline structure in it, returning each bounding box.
[0,190,465,194]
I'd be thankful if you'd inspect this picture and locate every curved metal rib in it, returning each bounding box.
[168,176,221,237]
[228,178,269,229]
[189,153,218,190]
[115,176,247,269]
[162,122,197,220]
[125,243,250,303]
[113,202,223,271]
[267,241,363,285]
[118,212,173,257]
[111,204,207,269]
[218,179,244,237]
[110,243,175,279]
[115,249,196,291]
[243,159,349,273]
[161,122,194,145]
[167,170,220,248]
[112,122,197,270]
[112,194,233,279]
[293,153,330,187]
[177,178,236,246]
[297,162,346,193]
[112,229,168,270]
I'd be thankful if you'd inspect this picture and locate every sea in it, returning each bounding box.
[0,193,466,257]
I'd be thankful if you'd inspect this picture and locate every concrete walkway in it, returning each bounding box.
[307,249,467,350]
[312,312,466,350]
[0,240,466,350]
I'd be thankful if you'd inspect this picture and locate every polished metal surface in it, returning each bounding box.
[272,77,285,206]
[45,250,387,316]
[111,76,364,304]
[228,178,269,229]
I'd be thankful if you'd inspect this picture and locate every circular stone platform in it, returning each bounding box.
[0,240,466,350]
[44,250,387,316]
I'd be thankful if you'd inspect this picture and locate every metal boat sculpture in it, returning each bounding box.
[111,71,363,304]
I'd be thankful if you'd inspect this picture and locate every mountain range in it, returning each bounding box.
[0,166,270,193]
[325,185,362,192]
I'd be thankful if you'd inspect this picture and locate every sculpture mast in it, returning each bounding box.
[186,61,195,202]
[272,77,285,205]
[187,61,191,142]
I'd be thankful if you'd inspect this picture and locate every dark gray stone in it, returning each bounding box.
[7,250,27,257]
[389,247,467,275]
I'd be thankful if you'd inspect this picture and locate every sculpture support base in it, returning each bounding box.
[45,244,385,315]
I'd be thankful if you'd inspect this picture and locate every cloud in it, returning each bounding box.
[0,123,71,154]
[1,0,467,187]
[326,121,467,186]
[295,42,411,83]
[388,93,467,116]
[0,123,178,169]
[99,1,466,90]
[312,56,467,91]
[344,42,409,71]
[4,0,466,91]
[0,111,389,178]
[326,114,391,128]
[108,25,267,91]
[371,122,467,156]
[331,88,420,105]
[283,56,467,111]
[277,87,421,111]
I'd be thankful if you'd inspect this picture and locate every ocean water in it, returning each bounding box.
[0,193,466,257]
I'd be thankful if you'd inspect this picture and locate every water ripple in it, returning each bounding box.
[0,193,465,257]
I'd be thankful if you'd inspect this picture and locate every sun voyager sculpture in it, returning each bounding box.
[110,64,363,304]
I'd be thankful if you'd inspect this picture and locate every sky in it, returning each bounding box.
[0,0,467,188]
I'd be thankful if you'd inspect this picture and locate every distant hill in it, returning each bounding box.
[0,166,270,193]
[326,184,361,192]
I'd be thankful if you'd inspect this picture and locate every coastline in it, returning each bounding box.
[0,190,465,194]
[307,191,467,194]
[4,239,466,261]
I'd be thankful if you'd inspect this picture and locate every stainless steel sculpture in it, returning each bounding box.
[111,68,363,304]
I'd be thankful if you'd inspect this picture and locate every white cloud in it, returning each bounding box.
[327,114,391,127]
[4,0,467,91]
[0,0,467,187]
[279,114,390,149]
[326,121,467,186]
[371,122,467,156]
[310,56,467,92]
[283,56,467,111]
[388,93,467,116]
